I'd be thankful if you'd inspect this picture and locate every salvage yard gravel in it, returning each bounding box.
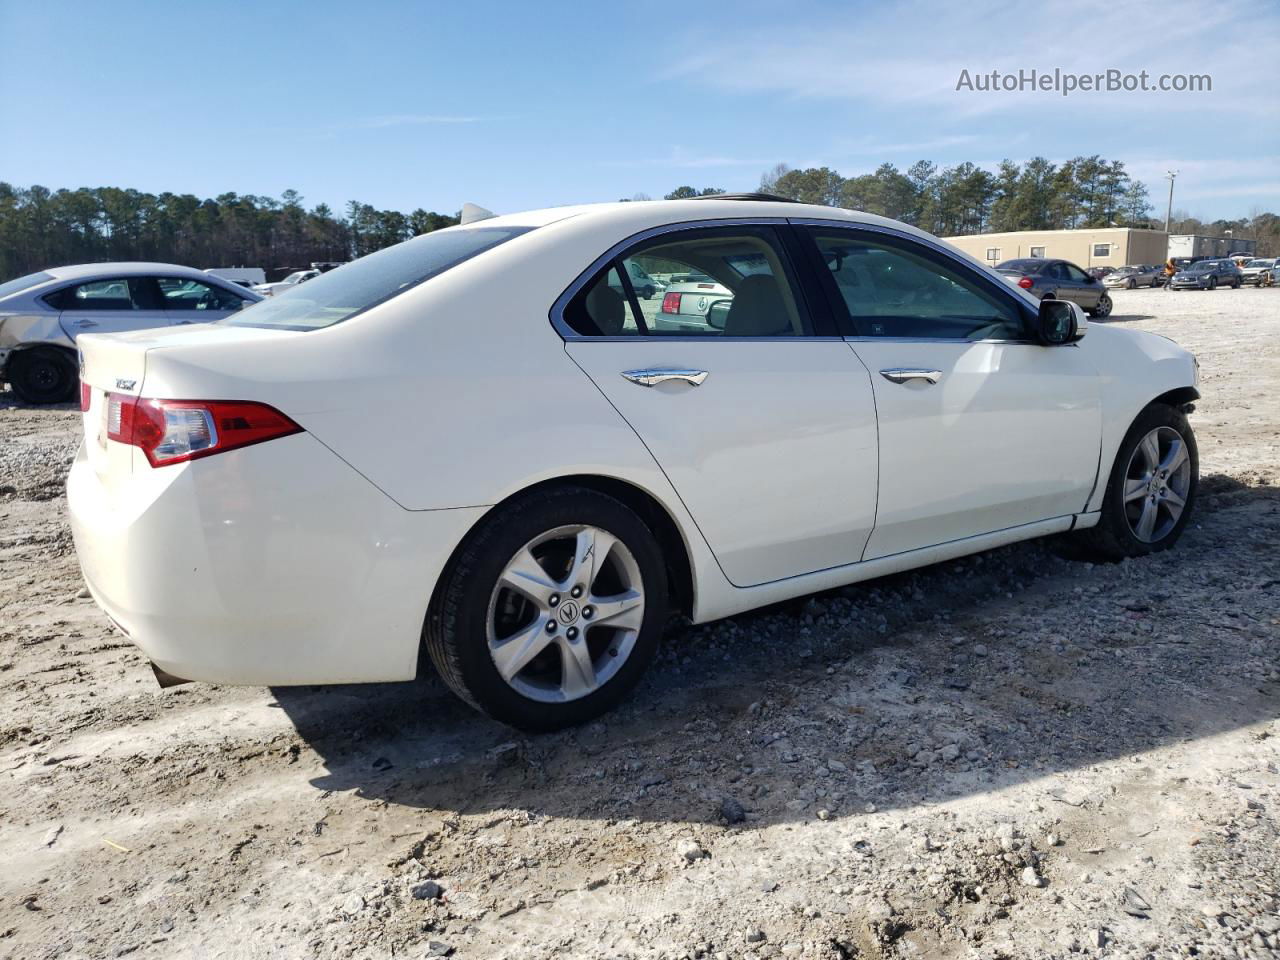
[1,287,1277,959]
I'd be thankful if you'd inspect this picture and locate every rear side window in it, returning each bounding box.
[225,226,532,330]
[562,226,811,338]
[45,278,160,311]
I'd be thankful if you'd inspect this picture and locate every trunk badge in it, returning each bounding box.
[115,379,137,391]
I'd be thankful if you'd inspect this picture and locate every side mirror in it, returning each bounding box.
[1036,298,1087,344]
[706,298,732,331]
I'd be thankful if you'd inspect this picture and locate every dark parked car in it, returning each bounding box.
[995,258,1113,318]
[1168,259,1243,291]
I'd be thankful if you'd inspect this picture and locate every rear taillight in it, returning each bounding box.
[1018,277,1034,289]
[80,381,91,412]
[661,292,682,314]
[105,394,301,467]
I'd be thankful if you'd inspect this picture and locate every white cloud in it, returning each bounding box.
[357,114,479,128]
[663,0,1277,119]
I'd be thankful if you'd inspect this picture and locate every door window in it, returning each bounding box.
[47,278,144,311]
[157,278,246,311]
[805,229,1025,340]
[562,226,811,338]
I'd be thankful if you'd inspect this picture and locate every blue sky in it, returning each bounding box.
[3,0,1277,221]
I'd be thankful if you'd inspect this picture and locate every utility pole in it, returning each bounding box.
[1164,170,1179,234]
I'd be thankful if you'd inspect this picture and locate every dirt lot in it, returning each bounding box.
[1,288,1277,960]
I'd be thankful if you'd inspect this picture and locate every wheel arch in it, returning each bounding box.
[423,473,697,644]
[2,341,78,381]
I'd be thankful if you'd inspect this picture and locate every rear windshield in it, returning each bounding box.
[0,271,55,300]
[995,259,1043,272]
[224,226,532,330]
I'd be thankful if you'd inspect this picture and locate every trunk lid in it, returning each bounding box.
[77,324,301,483]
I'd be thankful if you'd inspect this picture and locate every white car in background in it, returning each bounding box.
[252,269,320,297]
[0,264,260,403]
[1239,258,1276,286]
[68,196,1200,731]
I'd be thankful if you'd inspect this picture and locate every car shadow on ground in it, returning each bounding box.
[273,476,1279,827]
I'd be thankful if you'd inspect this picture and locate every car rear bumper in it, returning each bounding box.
[67,433,486,686]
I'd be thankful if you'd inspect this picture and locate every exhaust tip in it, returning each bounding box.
[151,662,192,689]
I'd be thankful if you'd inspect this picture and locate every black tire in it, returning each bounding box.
[1088,293,1112,318]
[424,486,669,731]
[1232,278,1241,289]
[640,284,655,300]
[1073,403,1198,561]
[1207,277,1217,290]
[6,347,78,404]
[1127,278,1136,289]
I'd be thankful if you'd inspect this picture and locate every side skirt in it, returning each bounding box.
[692,514,1085,624]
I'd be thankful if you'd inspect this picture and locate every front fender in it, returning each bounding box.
[1080,325,1199,512]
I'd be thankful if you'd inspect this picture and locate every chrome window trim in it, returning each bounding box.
[786,216,1041,346]
[550,217,828,342]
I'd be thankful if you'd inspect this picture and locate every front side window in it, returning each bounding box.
[227,226,532,330]
[1092,243,1112,258]
[157,278,246,311]
[563,226,810,338]
[807,229,1025,341]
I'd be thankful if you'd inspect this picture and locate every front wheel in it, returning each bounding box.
[1088,293,1112,318]
[6,347,78,404]
[424,487,668,731]
[1127,278,1136,289]
[1207,277,1217,290]
[1073,403,1197,560]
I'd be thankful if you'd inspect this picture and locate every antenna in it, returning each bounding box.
[460,202,496,225]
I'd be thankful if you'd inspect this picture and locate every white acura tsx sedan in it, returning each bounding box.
[68,195,1200,730]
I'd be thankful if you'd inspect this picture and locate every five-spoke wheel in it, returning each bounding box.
[425,487,667,730]
[487,525,645,703]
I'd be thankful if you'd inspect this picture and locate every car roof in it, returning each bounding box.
[44,262,223,282]
[472,197,913,235]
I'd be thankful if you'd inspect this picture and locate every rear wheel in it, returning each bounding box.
[1088,293,1113,318]
[7,347,78,404]
[1073,403,1197,560]
[1207,277,1217,290]
[424,486,668,730]
[1127,278,1136,289]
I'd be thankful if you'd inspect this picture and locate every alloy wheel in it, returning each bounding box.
[486,525,644,703]
[1123,426,1192,543]
[1095,294,1112,318]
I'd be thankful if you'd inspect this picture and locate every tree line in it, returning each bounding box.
[4,163,1278,284]
[0,183,459,283]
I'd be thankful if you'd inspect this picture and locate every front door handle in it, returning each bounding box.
[879,368,942,385]
[621,368,709,388]
[75,319,99,328]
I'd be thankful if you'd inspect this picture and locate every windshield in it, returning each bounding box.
[1246,259,1271,267]
[226,226,533,330]
[1113,267,1137,275]
[1189,262,1216,272]
[0,271,55,301]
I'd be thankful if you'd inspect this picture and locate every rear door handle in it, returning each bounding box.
[879,368,942,385]
[75,319,99,328]
[621,368,709,387]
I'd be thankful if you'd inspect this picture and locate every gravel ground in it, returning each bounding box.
[1,287,1277,960]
